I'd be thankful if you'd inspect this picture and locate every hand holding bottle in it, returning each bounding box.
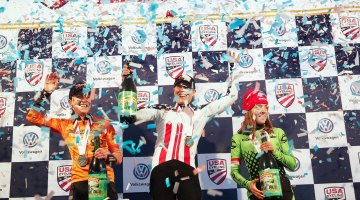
[250,178,264,199]
[260,141,274,152]
[94,148,108,160]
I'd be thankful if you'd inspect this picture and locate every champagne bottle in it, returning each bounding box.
[258,130,283,200]
[88,136,107,200]
[118,64,137,124]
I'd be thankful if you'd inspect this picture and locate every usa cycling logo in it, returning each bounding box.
[60,32,79,53]
[133,163,150,180]
[238,53,253,68]
[165,56,184,79]
[137,91,150,108]
[350,80,360,96]
[57,165,72,192]
[96,60,112,75]
[0,97,6,118]
[317,118,333,133]
[23,132,39,148]
[131,29,147,44]
[0,35,7,49]
[324,187,346,200]
[309,48,327,72]
[199,25,218,46]
[25,62,43,86]
[60,95,70,110]
[275,83,295,108]
[204,89,219,103]
[340,17,360,40]
[207,159,227,185]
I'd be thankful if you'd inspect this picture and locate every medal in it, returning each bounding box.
[78,155,88,167]
[185,136,194,148]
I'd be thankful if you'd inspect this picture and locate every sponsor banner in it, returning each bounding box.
[314,183,356,200]
[195,82,231,117]
[157,52,193,85]
[262,14,299,48]
[121,24,157,55]
[52,27,87,58]
[136,86,159,109]
[191,21,227,51]
[306,111,347,148]
[49,89,72,119]
[86,56,122,88]
[197,153,236,189]
[265,78,305,114]
[284,149,314,185]
[48,160,72,196]
[0,92,15,127]
[338,75,360,110]
[122,157,152,193]
[11,126,50,162]
[16,59,52,92]
[299,46,337,78]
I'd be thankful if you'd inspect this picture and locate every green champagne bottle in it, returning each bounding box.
[118,64,137,124]
[88,136,107,200]
[258,130,283,200]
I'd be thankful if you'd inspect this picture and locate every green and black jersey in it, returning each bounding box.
[230,128,296,199]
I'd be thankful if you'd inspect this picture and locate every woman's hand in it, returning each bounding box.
[44,72,59,94]
[250,178,264,199]
[94,148,108,160]
[260,141,274,152]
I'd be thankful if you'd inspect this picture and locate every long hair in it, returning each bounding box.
[238,110,273,135]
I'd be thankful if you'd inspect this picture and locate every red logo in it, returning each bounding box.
[207,159,227,185]
[137,91,150,108]
[57,165,72,192]
[324,187,346,200]
[25,63,43,86]
[60,32,79,53]
[340,17,360,40]
[41,0,68,9]
[165,56,184,79]
[309,48,327,72]
[199,25,218,47]
[275,83,295,108]
[0,97,6,118]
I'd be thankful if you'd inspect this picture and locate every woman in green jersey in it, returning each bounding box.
[230,88,297,200]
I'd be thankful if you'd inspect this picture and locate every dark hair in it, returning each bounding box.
[238,110,273,135]
[69,82,86,99]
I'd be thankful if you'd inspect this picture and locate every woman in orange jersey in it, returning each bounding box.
[26,72,122,200]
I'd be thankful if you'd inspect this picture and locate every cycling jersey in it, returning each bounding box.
[231,128,296,199]
[26,109,122,183]
[135,81,239,169]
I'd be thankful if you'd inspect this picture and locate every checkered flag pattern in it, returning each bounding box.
[0,11,360,200]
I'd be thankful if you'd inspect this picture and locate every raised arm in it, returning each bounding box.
[26,72,63,133]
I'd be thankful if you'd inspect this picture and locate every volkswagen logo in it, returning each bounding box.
[60,95,70,110]
[23,132,39,148]
[318,118,334,133]
[96,60,112,75]
[294,157,300,171]
[0,35,7,49]
[131,29,147,44]
[204,89,219,103]
[133,163,149,180]
[350,81,360,96]
[238,54,253,68]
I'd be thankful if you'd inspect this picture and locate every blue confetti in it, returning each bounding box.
[255,151,264,159]
[0,7,5,13]
[229,18,245,31]
[147,123,156,129]
[314,145,319,152]
[165,177,171,188]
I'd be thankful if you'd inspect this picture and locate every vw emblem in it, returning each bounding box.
[204,89,219,103]
[60,95,70,110]
[317,118,334,133]
[131,29,147,44]
[23,132,39,148]
[96,60,112,75]
[0,35,7,49]
[133,163,149,180]
[294,157,300,171]
[350,81,360,96]
[238,54,253,68]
